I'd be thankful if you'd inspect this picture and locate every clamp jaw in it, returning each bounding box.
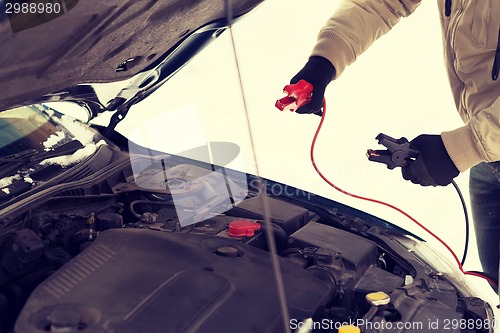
[367,133,419,169]
[275,79,313,112]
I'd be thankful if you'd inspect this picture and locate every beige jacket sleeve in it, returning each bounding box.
[442,96,500,172]
[311,0,422,78]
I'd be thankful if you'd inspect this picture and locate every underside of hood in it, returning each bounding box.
[0,0,264,111]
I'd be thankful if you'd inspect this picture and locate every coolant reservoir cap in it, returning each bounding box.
[366,291,391,306]
[228,220,261,237]
[338,325,360,333]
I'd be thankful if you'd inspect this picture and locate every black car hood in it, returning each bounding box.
[0,0,263,112]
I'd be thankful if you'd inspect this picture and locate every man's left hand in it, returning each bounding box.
[402,134,459,186]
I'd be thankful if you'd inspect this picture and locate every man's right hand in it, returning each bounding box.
[290,56,336,114]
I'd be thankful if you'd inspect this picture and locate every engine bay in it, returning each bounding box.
[0,144,494,333]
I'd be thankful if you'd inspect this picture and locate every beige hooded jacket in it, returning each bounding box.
[311,0,500,172]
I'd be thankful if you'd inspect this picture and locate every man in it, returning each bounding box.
[290,0,500,284]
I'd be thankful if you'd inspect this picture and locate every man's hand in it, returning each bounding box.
[290,56,335,114]
[402,134,459,186]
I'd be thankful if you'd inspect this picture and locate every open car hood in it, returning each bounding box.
[0,0,264,113]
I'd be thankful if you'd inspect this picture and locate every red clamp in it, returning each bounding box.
[275,79,313,112]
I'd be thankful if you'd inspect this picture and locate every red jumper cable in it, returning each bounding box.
[276,79,497,287]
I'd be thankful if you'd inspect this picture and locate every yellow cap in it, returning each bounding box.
[338,325,360,333]
[366,291,390,306]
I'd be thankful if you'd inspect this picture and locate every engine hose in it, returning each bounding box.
[261,223,288,253]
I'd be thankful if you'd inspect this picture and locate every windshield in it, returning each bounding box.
[0,106,55,156]
[0,104,107,206]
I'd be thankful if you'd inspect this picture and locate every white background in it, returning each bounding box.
[106,0,498,305]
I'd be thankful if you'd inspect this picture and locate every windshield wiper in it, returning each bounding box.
[0,140,84,164]
[0,149,39,163]
[36,140,84,161]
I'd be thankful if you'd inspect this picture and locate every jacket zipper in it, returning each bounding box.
[447,1,467,115]
[493,26,500,81]
[449,3,464,66]
[445,0,452,17]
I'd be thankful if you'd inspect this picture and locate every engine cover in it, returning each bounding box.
[15,228,331,333]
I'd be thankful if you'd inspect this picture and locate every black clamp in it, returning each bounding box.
[367,133,419,169]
